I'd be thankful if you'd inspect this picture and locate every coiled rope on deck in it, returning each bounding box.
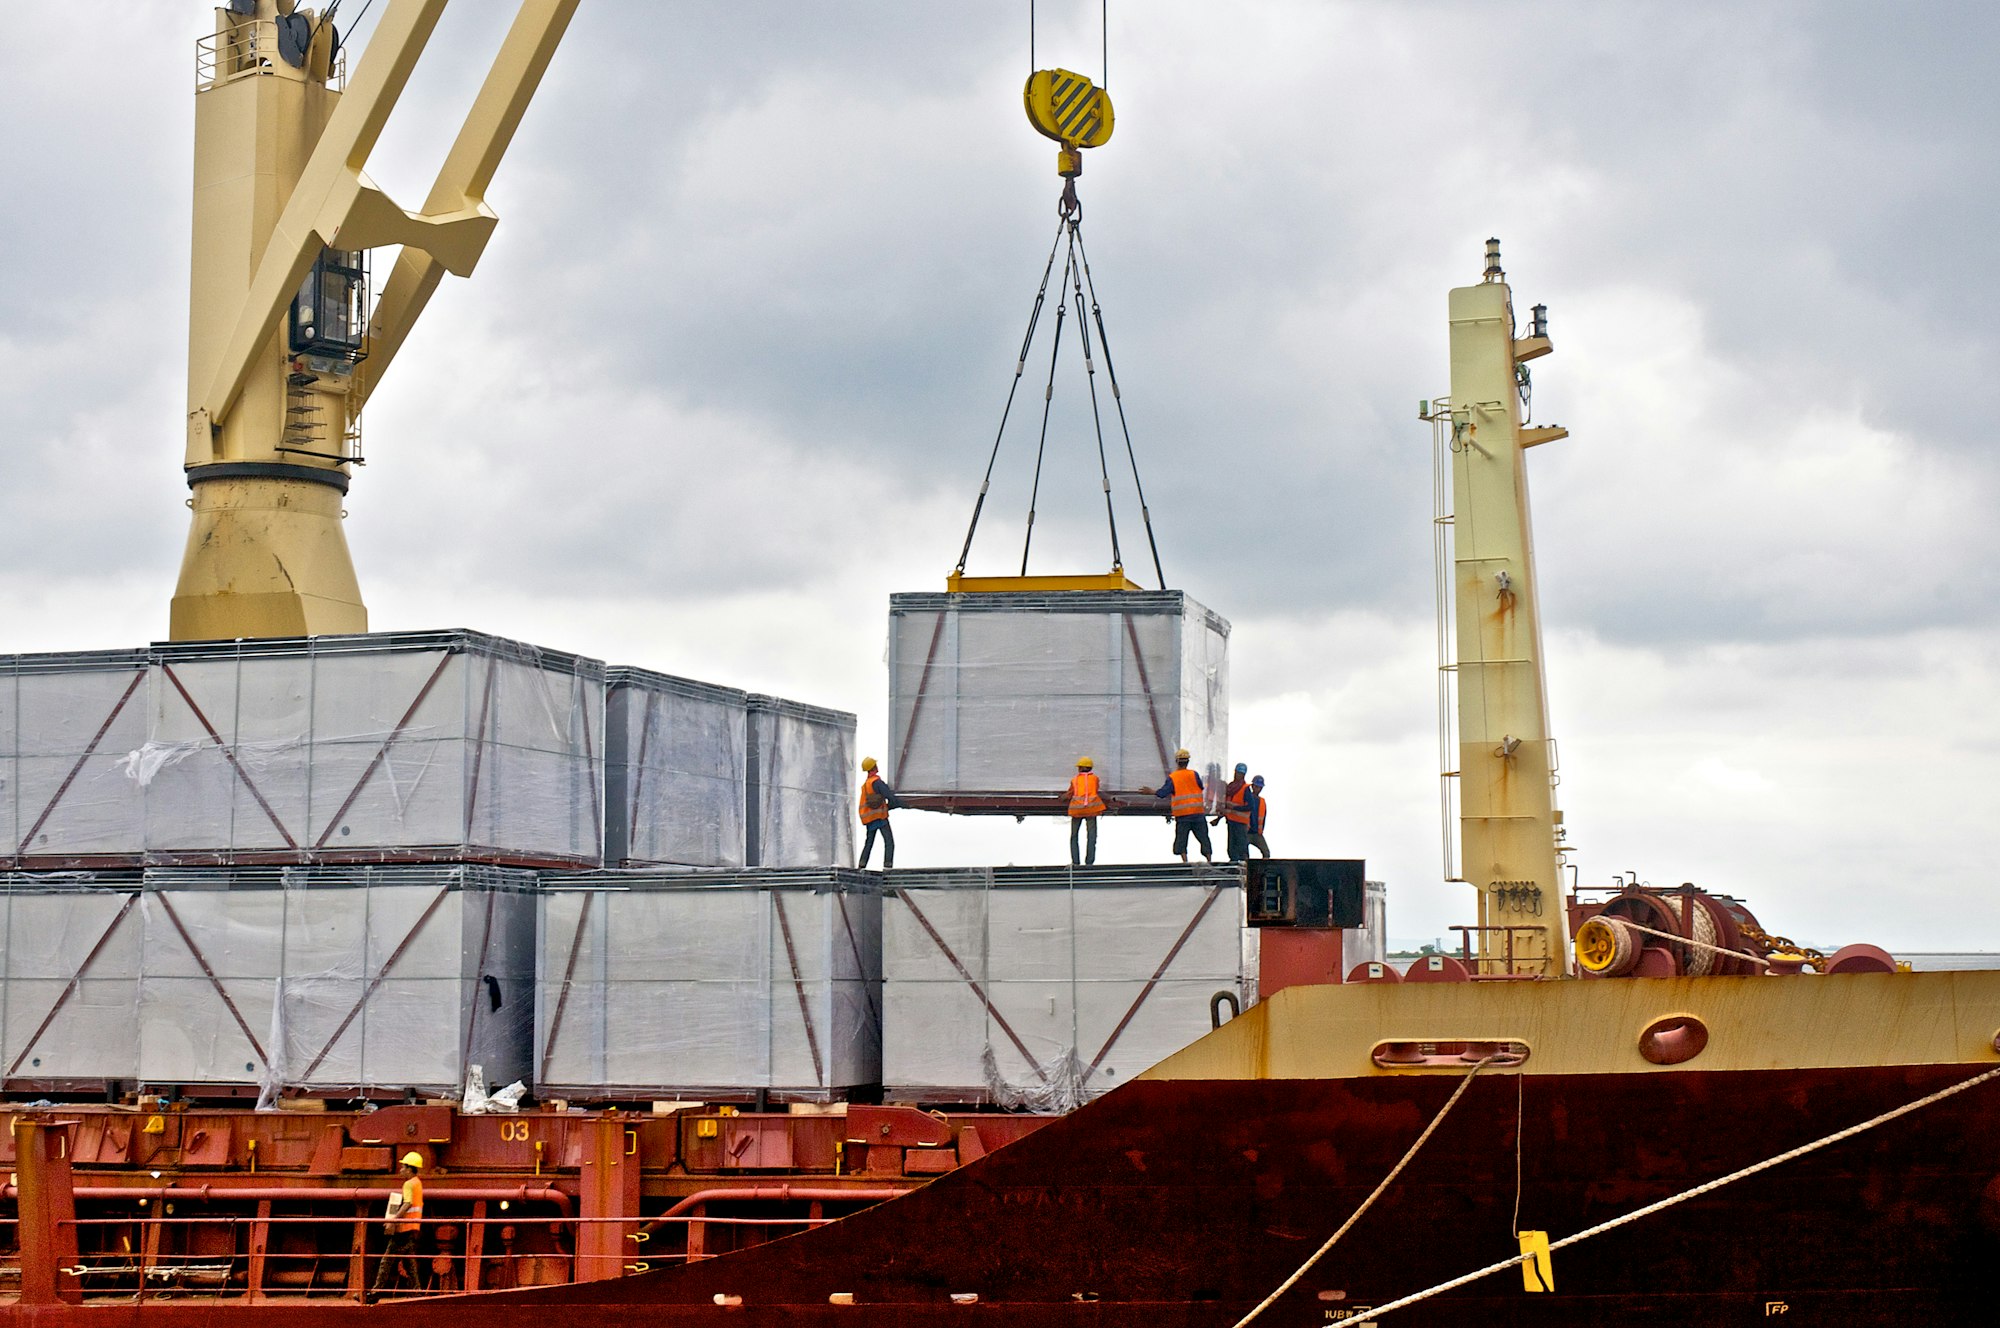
[1229,1055,1504,1328]
[1252,1060,2000,1324]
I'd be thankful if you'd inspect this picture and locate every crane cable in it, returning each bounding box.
[958,199,1166,586]
[1243,1059,2000,1325]
[960,0,1156,582]
[954,219,1068,579]
[1018,239,1076,574]
[1030,0,1111,87]
[1072,221,1166,587]
[1067,223,1127,577]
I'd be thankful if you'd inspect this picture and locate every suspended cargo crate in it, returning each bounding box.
[1,650,151,866]
[603,667,748,869]
[535,869,882,1101]
[747,695,856,869]
[881,864,1249,1110]
[886,590,1229,815]
[136,865,538,1098]
[0,871,146,1089]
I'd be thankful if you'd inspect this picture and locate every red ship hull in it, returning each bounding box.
[9,1060,1993,1327]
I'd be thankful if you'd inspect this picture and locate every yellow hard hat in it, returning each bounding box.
[1174,748,1190,761]
[400,1152,424,1168]
[861,757,878,772]
[1077,756,1093,769]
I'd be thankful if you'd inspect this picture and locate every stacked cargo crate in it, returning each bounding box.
[0,632,860,1103]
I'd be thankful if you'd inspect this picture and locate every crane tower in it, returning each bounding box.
[172,0,577,641]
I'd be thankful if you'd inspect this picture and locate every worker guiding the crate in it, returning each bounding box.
[1246,774,1271,858]
[1156,749,1213,863]
[858,757,897,870]
[370,1151,425,1299]
[1067,756,1106,865]
[1217,762,1253,861]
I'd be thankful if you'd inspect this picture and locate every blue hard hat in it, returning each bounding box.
[1234,762,1248,773]
[1252,775,1264,787]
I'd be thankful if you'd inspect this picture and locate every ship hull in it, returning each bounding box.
[8,973,1997,1325]
[479,1063,1995,1325]
[10,1063,1990,1326]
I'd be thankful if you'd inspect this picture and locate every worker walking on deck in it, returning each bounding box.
[1156,749,1212,863]
[858,757,896,869]
[370,1152,425,1299]
[1246,774,1272,858]
[1218,762,1252,862]
[1067,756,1105,866]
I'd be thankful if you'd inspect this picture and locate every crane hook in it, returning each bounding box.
[1059,177,1082,224]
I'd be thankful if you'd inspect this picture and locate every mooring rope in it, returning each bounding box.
[1229,1055,1502,1328]
[1347,1061,2000,1322]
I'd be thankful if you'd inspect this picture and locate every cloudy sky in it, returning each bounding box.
[4,2,1997,953]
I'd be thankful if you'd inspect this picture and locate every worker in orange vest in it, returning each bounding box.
[1154,748,1212,863]
[1066,756,1106,866]
[1245,774,1271,858]
[1217,762,1252,862]
[371,1151,425,1298]
[858,757,896,869]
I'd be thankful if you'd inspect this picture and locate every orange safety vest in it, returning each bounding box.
[1250,792,1269,835]
[389,1176,423,1234]
[1067,772,1105,818]
[858,772,890,825]
[1167,767,1204,818]
[1223,778,1251,826]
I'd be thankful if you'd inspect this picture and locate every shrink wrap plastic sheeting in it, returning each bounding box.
[136,865,537,1099]
[882,865,1250,1111]
[0,651,150,861]
[1342,880,1389,974]
[604,668,747,868]
[886,591,1230,806]
[0,871,146,1085]
[535,870,881,1100]
[747,697,855,868]
[0,632,605,869]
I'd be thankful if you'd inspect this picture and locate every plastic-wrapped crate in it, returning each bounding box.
[1,651,150,867]
[536,869,881,1101]
[886,591,1230,814]
[881,864,1247,1110]
[136,865,537,1097]
[747,696,855,868]
[1341,880,1389,974]
[0,872,145,1086]
[138,630,604,867]
[604,667,747,868]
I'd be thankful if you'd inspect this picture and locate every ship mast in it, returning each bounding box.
[1437,240,1572,976]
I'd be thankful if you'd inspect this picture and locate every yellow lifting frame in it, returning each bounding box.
[944,571,1143,594]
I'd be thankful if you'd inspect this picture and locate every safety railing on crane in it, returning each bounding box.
[197,21,347,93]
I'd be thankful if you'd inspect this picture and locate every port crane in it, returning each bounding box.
[172,0,578,641]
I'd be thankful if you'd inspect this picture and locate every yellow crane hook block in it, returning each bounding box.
[1024,68,1114,176]
[1518,1230,1554,1292]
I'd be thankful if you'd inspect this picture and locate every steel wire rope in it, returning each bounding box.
[1229,1054,1505,1328]
[1066,224,1126,575]
[1071,225,1167,587]
[1019,237,1078,575]
[954,218,1071,577]
[1344,1060,2000,1323]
